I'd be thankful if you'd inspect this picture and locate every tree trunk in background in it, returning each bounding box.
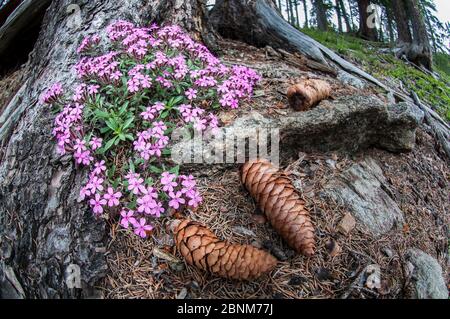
[294,0,300,27]
[315,0,328,31]
[335,0,343,33]
[210,0,389,89]
[404,0,432,69]
[347,0,355,31]
[285,0,291,24]
[289,0,296,26]
[423,6,436,52]
[357,0,378,41]
[302,0,309,28]
[392,0,412,44]
[338,0,352,32]
[391,0,432,70]
[0,0,215,299]
[386,6,395,44]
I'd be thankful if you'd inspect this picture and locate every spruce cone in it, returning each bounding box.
[174,219,277,280]
[287,79,331,111]
[241,159,316,256]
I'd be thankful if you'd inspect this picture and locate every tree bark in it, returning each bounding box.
[314,0,328,31]
[0,0,214,299]
[392,0,432,70]
[392,0,412,44]
[338,0,352,32]
[404,0,432,69]
[210,0,388,89]
[357,0,378,41]
[335,0,343,33]
[386,6,395,44]
[302,0,309,28]
[294,0,300,27]
[0,0,22,26]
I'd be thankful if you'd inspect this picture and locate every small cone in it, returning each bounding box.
[287,79,331,111]
[241,159,316,256]
[174,219,277,280]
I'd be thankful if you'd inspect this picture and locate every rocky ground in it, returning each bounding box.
[99,40,449,299]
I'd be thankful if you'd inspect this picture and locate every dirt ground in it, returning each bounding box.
[99,40,449,299]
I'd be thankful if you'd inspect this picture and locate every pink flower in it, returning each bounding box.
[74,139,87,153]
[153,201,165,217]
[133,218,153,238]
[89,137,102,150]
[140,107,156,120]
[90,193,107,215]
[103,187,122,207]
[153,102,165,111]
[74,150,94,165]
[127,176,146,195]
[185,88,197,100]
[88,84,100,95]
[87,176,104,193]
[181,175,196,189]
[92,160,106,175]
[120,209,137,229]
[193,118,207,132]
[161,172,177,192]
[168,191,185,209]
[187,190,202,208]
[41,83,63,104]
[79,186,92,200]
[137,195,157,215]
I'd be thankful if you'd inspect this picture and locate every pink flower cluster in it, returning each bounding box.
[41,83,63,104]
[77,34,100,54]
[218,66,261,109]
[75,52,122,83]
[179,104,219,133]
[104,21,259,109]
[133,121,169,160]
[161,173,202,209]
[44,20,260,240]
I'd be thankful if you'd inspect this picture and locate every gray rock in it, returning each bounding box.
[322,157,404,236]
[172,95,424,165]
[406,249,448,299]
[337,70,366,89]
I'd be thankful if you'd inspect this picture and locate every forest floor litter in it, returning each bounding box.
[100,40,449,299]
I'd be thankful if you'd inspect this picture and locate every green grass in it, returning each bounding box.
[301,28,450,121]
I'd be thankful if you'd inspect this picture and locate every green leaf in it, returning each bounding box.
[123,116,134,130]
[100,126,110,134]
[94,109,109,119]
[169,165,180,175]
[149,165,162,174]
[160,110,170,119]
[102,137,117,153]
[119,101,130,115]
[105,119,118,132]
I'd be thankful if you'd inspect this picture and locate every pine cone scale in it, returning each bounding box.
[242,159,316,256]
[174,219,277,280]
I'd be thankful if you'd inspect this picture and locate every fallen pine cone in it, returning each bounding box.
[287,79,331,111]
[174,219,277,280]
[241,159,316,256]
